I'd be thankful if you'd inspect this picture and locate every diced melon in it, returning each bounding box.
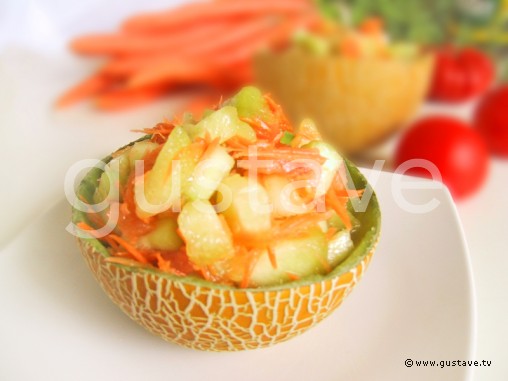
[297,118,322,141]
[247,227,329,287]
[138,217,183,251]
[304,141,343,197]
[94,153,130,204]
[184,146,235,201]
[236,121,257,142]
[229,86,275,124]
[261,174,310,217]
[293,30,331,56]
[177,200,234,266]
[327,229,354,267]
[187,106,256,143]
[220,174,271,237]
[128,140,159,170]
[135,126,191,218]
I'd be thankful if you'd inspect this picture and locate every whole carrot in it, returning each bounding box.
[56,73,114,108]
[95,85,169,110]
[71,21,232,56]
[122,0,312,33]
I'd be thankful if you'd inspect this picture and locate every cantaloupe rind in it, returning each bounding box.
[72,139,381,351]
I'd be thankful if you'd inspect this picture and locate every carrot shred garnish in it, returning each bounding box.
[240,249,261,289]
[107,234,148,264]
[105,257,149,267]
[326,227,338,240]
[285,272,301,281]
[267,245,278,270]
[325,190,352,231]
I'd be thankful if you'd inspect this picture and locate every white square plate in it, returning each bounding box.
[0,169,475,381]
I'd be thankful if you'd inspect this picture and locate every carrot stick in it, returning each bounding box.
[56,73,114,108]
[127,59,220,89]
[71,21,232,56]
[122,0,312,33]
[94,85,168,110]
[102,11,318,78]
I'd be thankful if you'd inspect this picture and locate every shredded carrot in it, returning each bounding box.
[285,271,301,281]
[240,249,261,289]
[153,252,187,276]
[267,245,278,270]
[326,227,338,240]
[76,221,119,251]
[264,94,293,132]
[105,257,148,267]
[290,134,304,148]
[273,211,332,238]
[107,234,149,264]
[335,188,365,198]
[225,135,252,149]
[325,190,352,231]
[133,122,175,142]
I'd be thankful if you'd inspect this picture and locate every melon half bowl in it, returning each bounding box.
[72,140,381,352]
[254,48,434,155]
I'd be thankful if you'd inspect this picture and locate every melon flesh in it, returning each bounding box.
[135,126,191,218]
[177,200,234,267]
[227,227,329,287]
[138,217,183,251]
[220,174,271,238]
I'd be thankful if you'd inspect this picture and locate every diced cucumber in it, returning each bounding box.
[261,175,309,217]
[327,229,354,267]
[188,106,256,143]
[229,86,275,125]
[185,146,235,201]
[304,141,343,197]
[135,126,191,218]
[220,174,271,237]
[93,153,130,204]
[248,227,329,287]
[177,200,235,266]
[138,217,183,251]
[128,140,159,170]
[294,30,331,56]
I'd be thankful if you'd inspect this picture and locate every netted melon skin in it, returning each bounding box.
[254,50,434,155]
[78,239,374,352]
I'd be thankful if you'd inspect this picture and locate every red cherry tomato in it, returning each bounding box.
[394,116,489,199]
[430,47,495,103]
[474,85,508,157]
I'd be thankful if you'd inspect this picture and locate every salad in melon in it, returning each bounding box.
[76,87,369,289]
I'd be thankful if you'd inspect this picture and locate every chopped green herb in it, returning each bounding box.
[280,131,295,145]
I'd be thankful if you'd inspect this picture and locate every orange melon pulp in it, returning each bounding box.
[72,138,381,351]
